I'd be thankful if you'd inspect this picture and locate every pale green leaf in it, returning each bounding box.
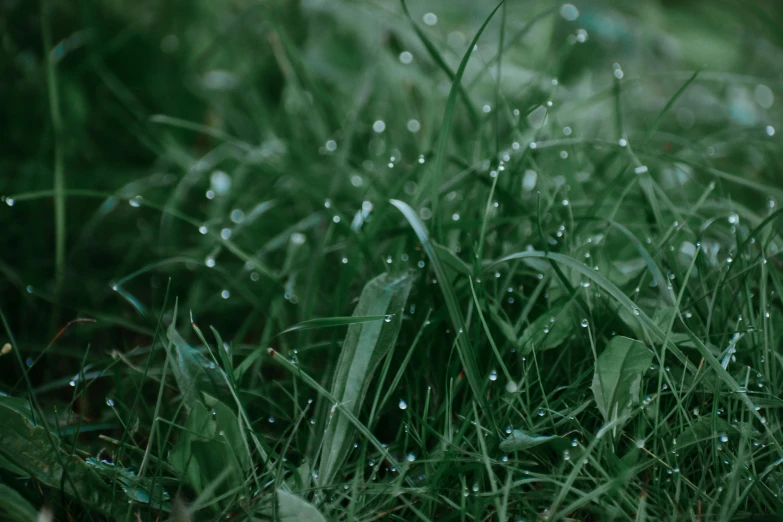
[499,430,559,452]
[318,272,413,486]
[591,336,653,423]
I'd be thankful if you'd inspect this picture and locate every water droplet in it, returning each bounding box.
[766,125,776,136]
[471,483,479,493]
[633,308,640,316]
[220,228,232,239]
[6,198,14,207]
[423,12,438,25]
[384,314,392,323]
[398,399,408,410]
[560,3,579,21]
[563,450,571,461]
[417,260,425,268]
[538,409,545,417]
[501,455,509,462]
[406,453,416,462]
[373,120,386,133]
[559,150,568,159]
[618,138,628,147]
[489,370,498,382]
[571,439,578,447]
[205,257,216,268]
[634,165,648,174]
[106,397,115,407]
[581,318,589,328]
[69,380,76,387]
[408,119,421,133]
[129,196,142,207]
[221,289,230,299]
[198,225,208,234]
[505,381,518,393]
[719,433,729,443]
[399,51,413,64]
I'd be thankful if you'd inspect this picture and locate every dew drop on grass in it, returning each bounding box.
[399,51,413,64]
[501,455,509,462]
[489,370,498,382]
[198,225,208,234]
[221,289,230,299]
[220,228,232,239]
[563,450,571,461]
[384,314,392,323]
[325,139,337,152]
[471,483,479,493]
[372,120,386,133]
[408,119,421,133]
[505,381,518,393]
[560,3,579,21]
[106,397,115,407]
[719,433,729,443]
[538,409,545,417]
[406,453,416,462]
[268,417,275,423]
[5,197,14,207]
[767,125,776,136]
[129,196,142,207]
[618,138,627,147]
[417,260,425,268]
[581,318,589,328]
[423,12,437,25]
[398,399,408,410]
[417,154,425,163]
[205,258,216,268]
[571,439,579,447]
[341,257,348,264]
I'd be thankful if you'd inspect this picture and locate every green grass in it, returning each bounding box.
[2,0,783,520]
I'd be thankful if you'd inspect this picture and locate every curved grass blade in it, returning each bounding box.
[277,315,387,336]
[318,272,413,486]
[399,0,479,128]
[416,1,505,217]
[489,250,697,374]
[391,199,499,433]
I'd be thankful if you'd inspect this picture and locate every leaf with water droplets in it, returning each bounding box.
[499,430,559,452]
[518,302,574,354]
[319,272,413,486]
[591,336,653,424]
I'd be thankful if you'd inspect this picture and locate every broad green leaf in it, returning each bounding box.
[0,397,130,517]
[169,397,247,510]
[591,336,653,423]
[499,430,559,452]
[318,272,413,486]
[166,324,232,408]
[518,302,574,354]
[263,489,326,522]
[0,484,37,522]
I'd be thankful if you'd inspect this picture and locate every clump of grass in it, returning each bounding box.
[1,1,783,520]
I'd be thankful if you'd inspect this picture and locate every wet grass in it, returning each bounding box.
[2,1,783,520]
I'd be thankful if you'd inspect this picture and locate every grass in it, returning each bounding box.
[2,0,783,520]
